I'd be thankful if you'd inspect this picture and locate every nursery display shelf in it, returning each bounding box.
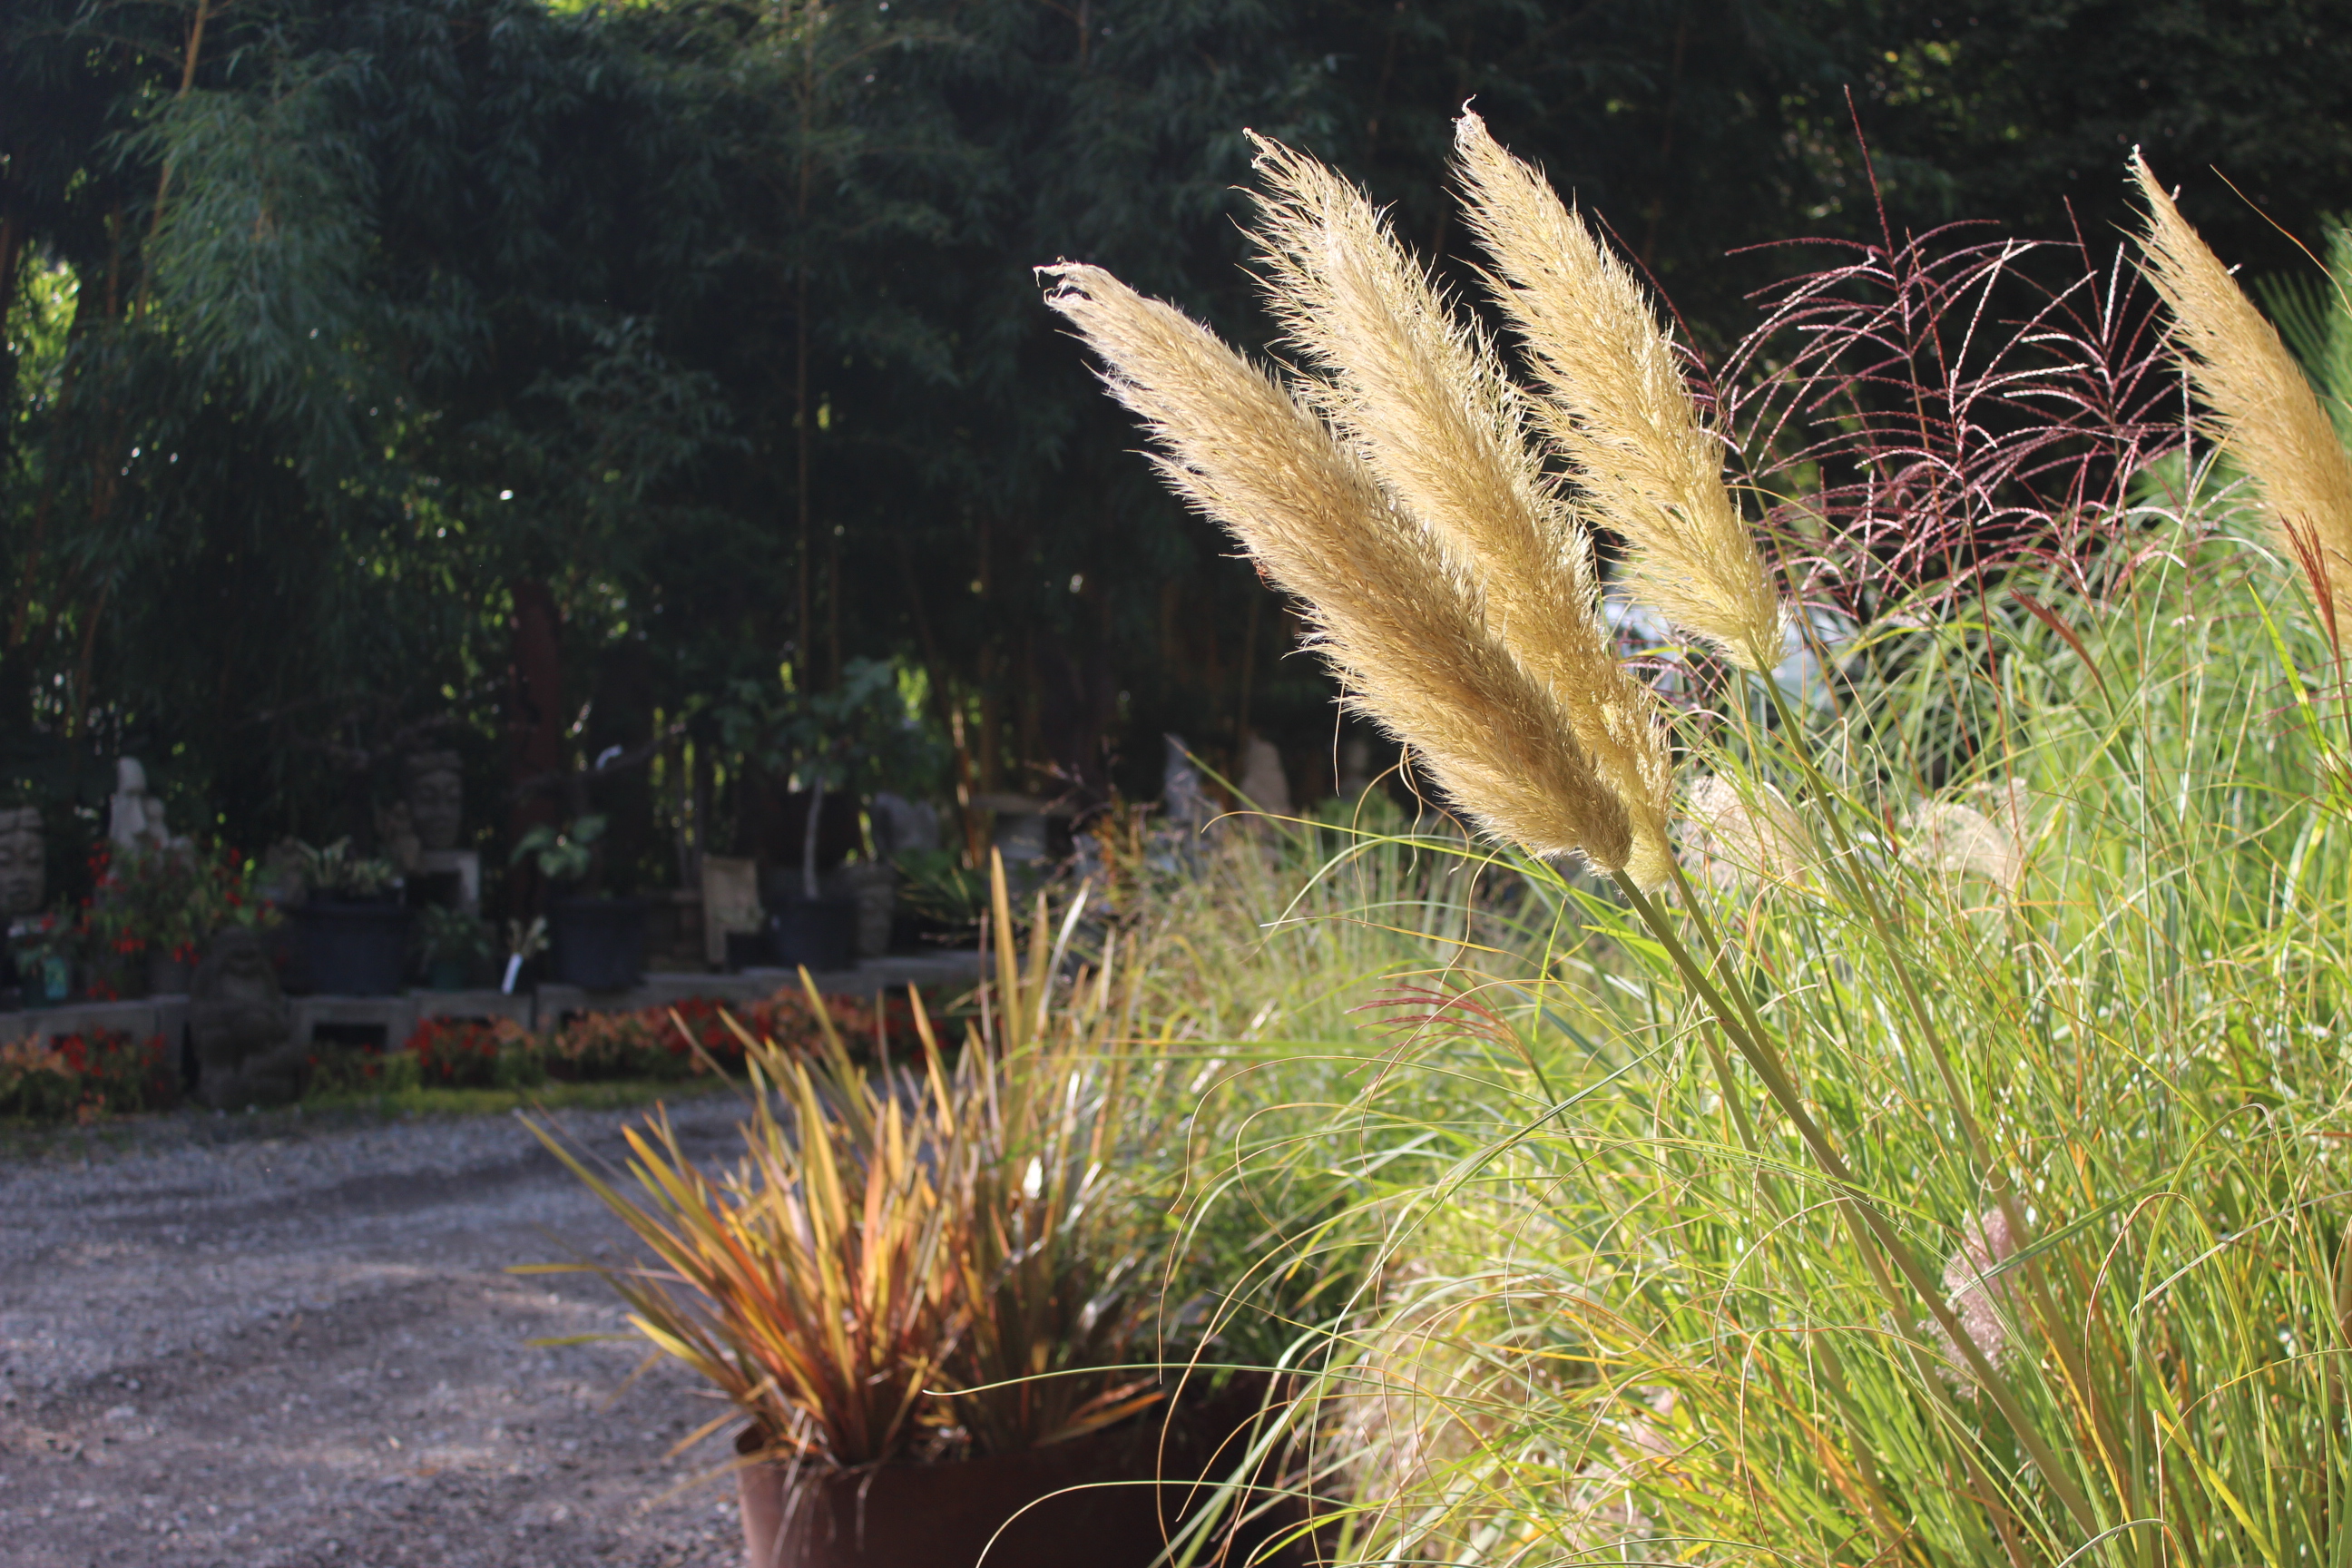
[0,949,982,1049]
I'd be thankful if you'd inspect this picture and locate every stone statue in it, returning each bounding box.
[108,758,187,854]
[0,808,43,917]
[870,792,940,858]
[403,751,465,852]
[1162,734,1211,838]
[189,926,302,1109]
[1336,738,1374,799]
[1238,735,1293,818]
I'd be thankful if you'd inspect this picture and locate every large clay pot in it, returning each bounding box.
[734,1387,1308,1568]
[297,900,413,996]
[548,897,648,991]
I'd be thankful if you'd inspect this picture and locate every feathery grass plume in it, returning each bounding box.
[1929,1208,2021,1397]
[1903,799,2023,890]
[1453,111,1788,674]
[1038,262,1632,871]
[1681,774,1811,891]
[1244,136,1674,887]
[2133,153,2352,628]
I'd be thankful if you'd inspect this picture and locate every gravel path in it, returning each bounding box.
[0,1093,762,1568]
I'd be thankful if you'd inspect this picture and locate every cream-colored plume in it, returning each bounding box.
[1453,112,1788,675]
[1039,262,1633,872]
[1245,135,1674,887]
[1682,775,1812,892]
[1903,799,2024,892]
[2133,154,2352,629]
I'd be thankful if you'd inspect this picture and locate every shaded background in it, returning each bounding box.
[4,0,2346,910]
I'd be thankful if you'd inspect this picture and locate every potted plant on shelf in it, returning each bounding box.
[8,912,76,1006]
[720,657,951,975]
[291,839,409,995]
[86,841,271,996]
[530,858,1285,1568]
[514,814,645,991]
[416,905,493,991]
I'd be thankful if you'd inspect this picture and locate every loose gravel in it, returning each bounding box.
[0,1093,762,1568]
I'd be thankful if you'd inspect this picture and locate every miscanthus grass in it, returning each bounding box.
[1047,127,2352,1565]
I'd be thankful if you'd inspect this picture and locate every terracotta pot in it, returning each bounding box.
[735,1387,1308,1568]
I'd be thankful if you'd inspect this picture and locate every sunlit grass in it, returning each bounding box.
[1132,530,2352,1566]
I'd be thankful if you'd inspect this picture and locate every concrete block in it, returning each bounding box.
[289,994,418,1052]
[409,989,534,1034]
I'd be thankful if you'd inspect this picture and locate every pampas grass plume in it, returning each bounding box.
[2133,153,2352,627]
[1244,135,1674,886]
[1453,112,1787,675]
[1683,775,1811,891]
[1038,262,1633,873]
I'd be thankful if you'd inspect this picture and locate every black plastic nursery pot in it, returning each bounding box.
[724,928,774,972]
[297,900,414,996]
[548,897,648,991]
[769,895,855,974]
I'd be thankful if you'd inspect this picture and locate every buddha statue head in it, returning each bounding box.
[404,751,465,852]
[0,808,43,917]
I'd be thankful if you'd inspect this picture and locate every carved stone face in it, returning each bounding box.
[0,808,43,916]
[406,753,464,852]
[194,926,281,1003]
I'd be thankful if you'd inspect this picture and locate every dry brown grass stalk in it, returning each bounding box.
[1453,112,1787,674]
[2133,153,2352,627]
[1039,261,1633,871]
[1245,135,1674,886]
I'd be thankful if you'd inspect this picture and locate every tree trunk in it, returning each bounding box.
[506,578,566,912]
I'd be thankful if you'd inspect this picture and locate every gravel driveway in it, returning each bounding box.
[0,1093,761,1568]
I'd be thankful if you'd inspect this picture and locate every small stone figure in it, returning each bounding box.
[1161,734,1211,839]
[1238,735,1293,818]
[0,808,43,918]
[190,926,303,1109]
[107,758,187,855]
[1335,738,1374,800]
[869,792,940,858]
[404,751,465,852]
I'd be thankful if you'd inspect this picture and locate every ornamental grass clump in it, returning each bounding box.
[1047,125,2352,1565]
[526,856,1165,1470]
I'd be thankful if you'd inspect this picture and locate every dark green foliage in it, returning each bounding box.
[3,0,2347,910]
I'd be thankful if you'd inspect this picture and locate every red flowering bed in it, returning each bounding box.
[404,1016,538,1089]
[388,987,913,1091]
[544,988,895,1081]
[0,1029,175,1122]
